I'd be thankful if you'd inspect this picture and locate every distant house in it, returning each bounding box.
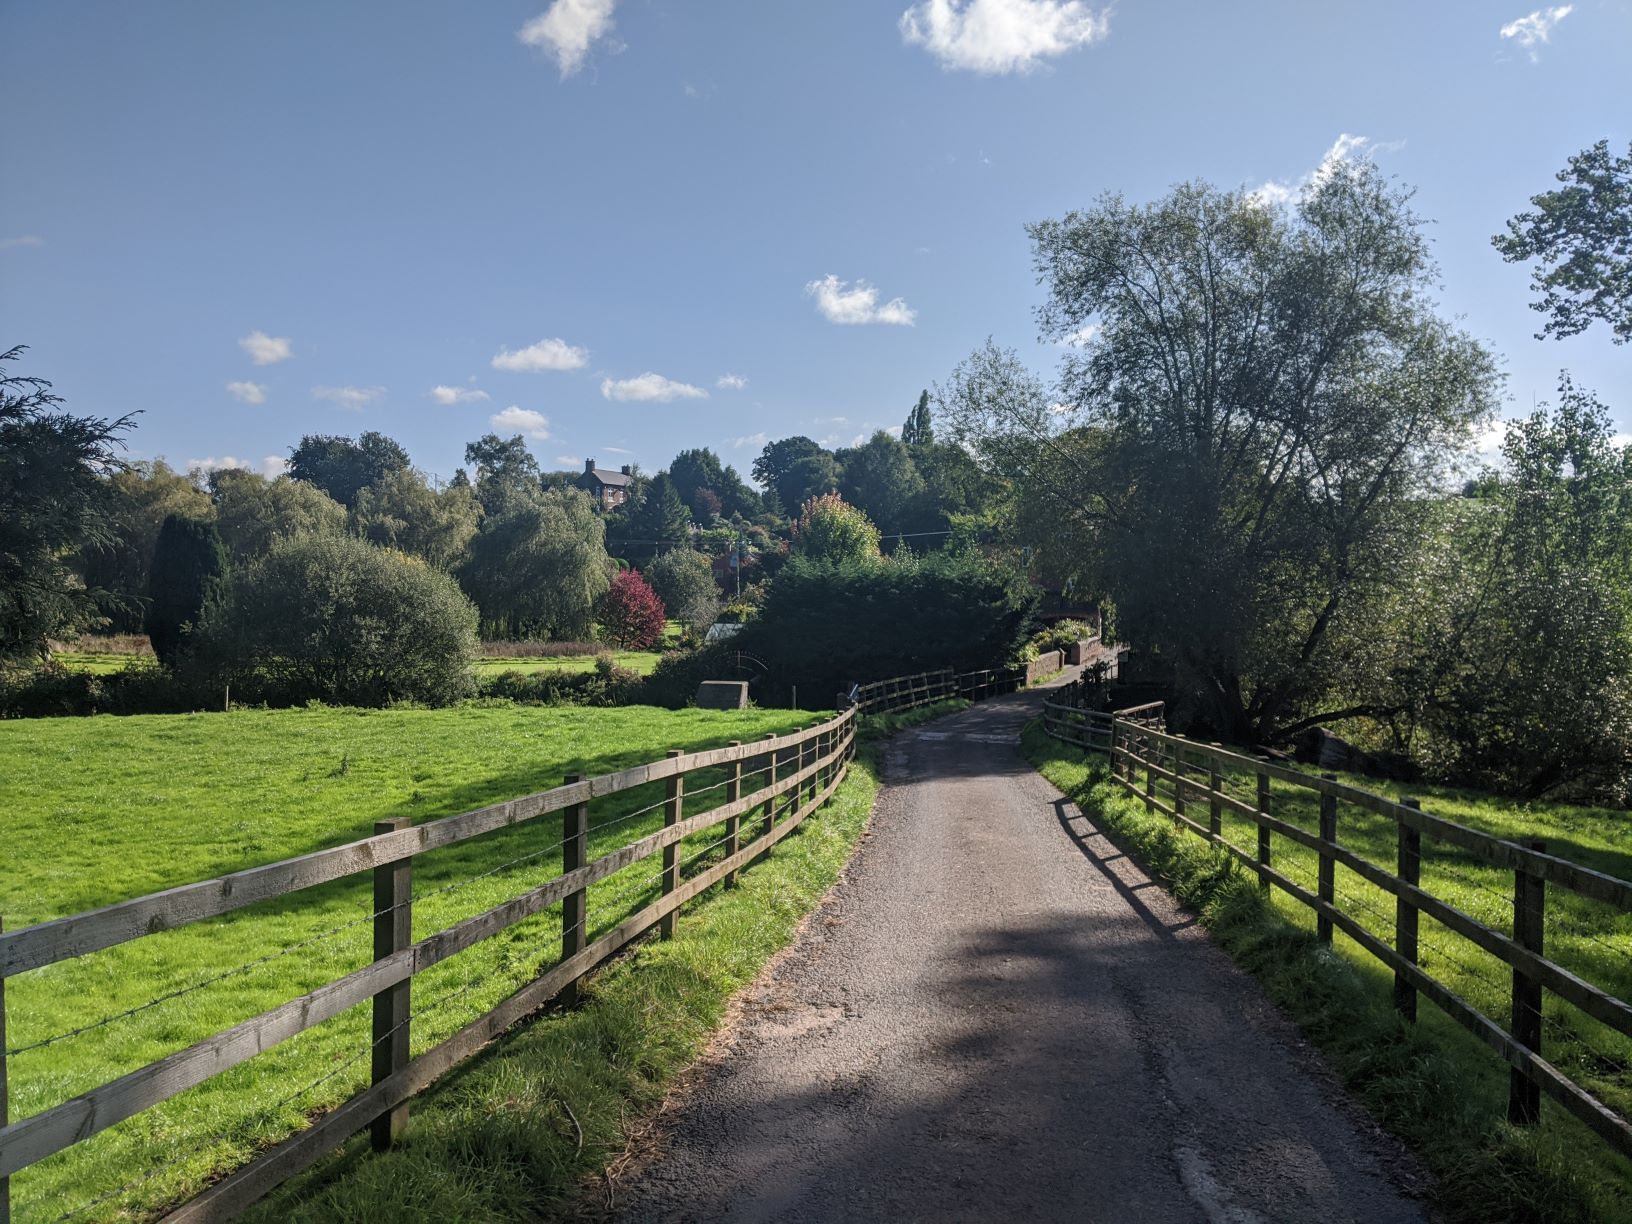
[577,459,633,511]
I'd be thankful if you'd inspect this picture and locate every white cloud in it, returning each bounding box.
[600,372,709,402]
[900,0,1110,74]
[0,235,44,251]
[187,455,288,479]
[1058,323,1101,347]
[1247,133,1401,209]
[604,445,634,455]
[555,455,582,467]
[1500,6,1572,59]
[716,373,749,390]
[226,381,268,405]
[430,384,491,405]
[312,385,385,409]
[730,432,769,450]
[490,406,552,440]
[491,337,590,372]
[1474,419,1511,458]
[239,330,293,365]
[518,0,617,77]
[804,275,917,326]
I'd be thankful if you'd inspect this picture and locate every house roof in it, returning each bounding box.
[581,468,632,487]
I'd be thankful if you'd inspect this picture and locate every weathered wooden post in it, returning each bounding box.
[660,750,684,940]
[1393,799,1422,1021]
[1143,731,1156,814]
[560,774,589,1005]
[1510,839,1547,1126]
[1256,771,1272,893]
[761,732,779,850]
[1173,742,1187,828]
[372,819,412,1150]
[723,744,743,889]
[1317,777,1338,944]
[2,916,9,1224]
[1207,747,1223,838]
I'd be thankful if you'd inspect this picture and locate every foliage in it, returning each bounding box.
[209,468,346,562]
[76,459,212,632]
[901,389,934,446]
[287,432,411,508]
[624,471,690,548]
[197,534,478,706]
[144,515,226,666]
[753,436,841,514]
[837,430,925,535]
[1027,618,1093,658]
[1494,139,1632,345]
[350,467,479,570]
[644,547,718,614]
[476,655,645,706]
[598,569,667,649]
[0,345,133,664]
[463,433,541,515]
[792,492,882,564]
[734,550,1037,704]
[459,487,612,640]
[945,165,1500,743]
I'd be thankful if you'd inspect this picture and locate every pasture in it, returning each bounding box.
[0,701,816,1221]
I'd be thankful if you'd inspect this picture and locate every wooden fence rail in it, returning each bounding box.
[1039,701,1632,1161]
[0,663,1025,1222]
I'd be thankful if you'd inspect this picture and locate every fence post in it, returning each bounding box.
[2,916,9,1224]
[761,732,778,850]
[1255,771,1271,893]
[723,743,743,889]
[1172,743,1187,827]
[660,750,684,940]
[560,774,588,1006]
[1317,778,1337,944]
[1143,732,1156,814]
[1208,748,1222,838]
[1509,838,1547,1126]
[371,819,412,1151]
[1394,800,1422,1022]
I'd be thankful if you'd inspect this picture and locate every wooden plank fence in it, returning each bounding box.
[0,662,1030,1222]
[1040,697,1632,1161]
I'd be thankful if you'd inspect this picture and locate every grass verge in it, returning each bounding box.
[1021,721,1632,1224]
[240,703,953,1221]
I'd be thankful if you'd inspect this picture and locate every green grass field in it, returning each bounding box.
[471,650,662,676]
[0,701,823,1222]
[1023,724,1632,1223]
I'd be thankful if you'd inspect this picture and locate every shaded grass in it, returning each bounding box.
[1022,722,1632,1224]
[238,708,938,1221]
[472,652,661,677]
[0,702,817,1221]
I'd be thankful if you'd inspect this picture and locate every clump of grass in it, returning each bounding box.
[1021,723,1630,1224]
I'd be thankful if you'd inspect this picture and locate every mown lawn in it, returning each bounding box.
[0,701,821,1222]
[1024,724,1632,1224]
[472,650,662,676]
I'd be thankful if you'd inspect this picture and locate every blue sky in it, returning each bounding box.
[2,1,1628,482]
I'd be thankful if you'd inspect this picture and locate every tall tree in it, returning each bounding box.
[458,487,612,639]
[752,436,842,513]
[946,165,1499,743]
[626,472,689,544]
[287,432,411,508]
[209,468,346,562]
[902,389,934,446]
[463,433,541,514]
[0,345,133,662]
[838,430,925,535]
[78,459,213,632]
[668,448,727,509]
[144,514,226,665]
[1494,139,1632,345]
[351,468,480,570]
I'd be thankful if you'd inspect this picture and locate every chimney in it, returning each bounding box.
[584,458,596,473]
[620,464,632,476]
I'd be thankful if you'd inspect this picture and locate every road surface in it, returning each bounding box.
[610,687,1428,1223]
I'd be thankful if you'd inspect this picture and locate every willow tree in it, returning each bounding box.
[942,164,1499,743]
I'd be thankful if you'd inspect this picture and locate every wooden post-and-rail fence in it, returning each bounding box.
[0,662,1029,1222]
[1040,692,1632,1162]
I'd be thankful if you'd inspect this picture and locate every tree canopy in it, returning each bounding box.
[287,432,410,508]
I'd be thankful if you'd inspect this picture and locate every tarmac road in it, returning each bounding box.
[610,688,1429,1224]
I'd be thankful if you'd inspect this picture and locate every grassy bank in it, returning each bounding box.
[1,702,818,1221]
[1022,722,1632,1224]
[473,650,662,677]
[239,706,942,1221]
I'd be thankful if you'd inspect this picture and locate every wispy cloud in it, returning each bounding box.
[518,0,618,77]
[716,373,749,390]
[226,381,268,405]
[1247,133,1402,209]
[187,455,288,479]
[1057,323,1100,347]
[603,445,634,455]
[1500,6,1572,59]
[0,235,44,252]
[600,372,709,402]
[491,406,552,440]
[805,275,917,326]
[239,330,292,365]
[312,385,385,409]
[430,385,490,405]
[730,432,769,450]
[900,0,1110,74]
[491,337,589,372]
